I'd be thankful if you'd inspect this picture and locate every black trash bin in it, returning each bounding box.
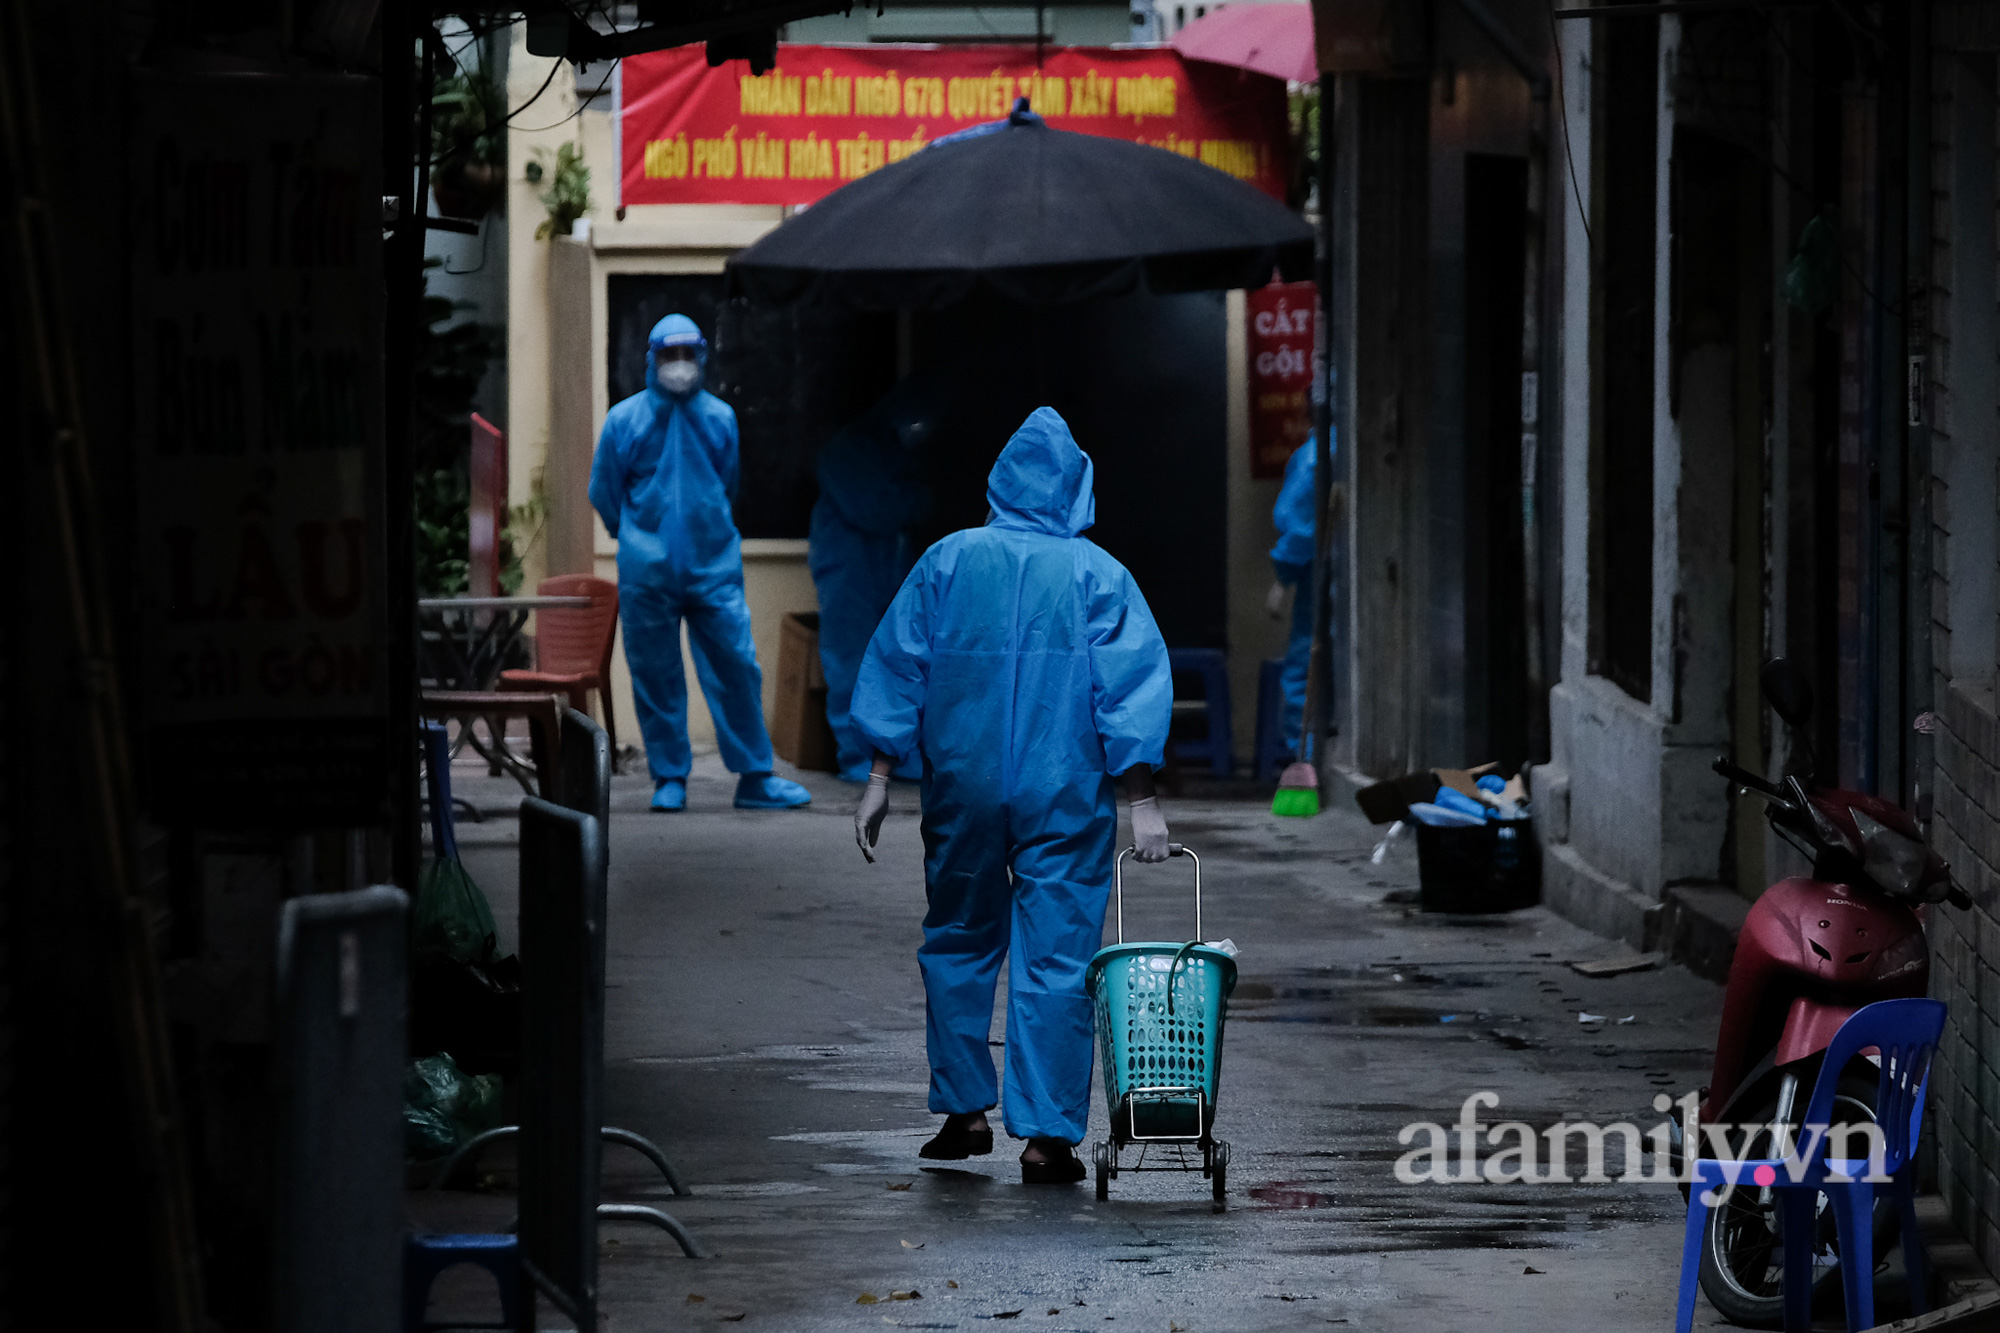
[1415,820,1540,914]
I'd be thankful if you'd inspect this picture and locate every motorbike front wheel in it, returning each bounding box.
[1696,1066,1892,1328]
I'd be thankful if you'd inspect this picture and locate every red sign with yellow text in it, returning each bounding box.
[621,44,1290,207]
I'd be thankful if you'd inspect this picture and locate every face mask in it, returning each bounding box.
[657,359,701,396]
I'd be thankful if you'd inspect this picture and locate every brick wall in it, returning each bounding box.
[1927,39,2000,1281]
[1927,686,2000,1272]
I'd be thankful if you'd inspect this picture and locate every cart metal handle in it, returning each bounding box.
[1114,843,1199,944]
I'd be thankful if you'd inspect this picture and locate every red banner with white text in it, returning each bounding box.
[621,44,1291,207]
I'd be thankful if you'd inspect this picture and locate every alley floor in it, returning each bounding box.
[411,758,1960,1331]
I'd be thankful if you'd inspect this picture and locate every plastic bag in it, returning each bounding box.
[1782,214,1840,315]
[412,856,499,966]
[403,1051,505,1161]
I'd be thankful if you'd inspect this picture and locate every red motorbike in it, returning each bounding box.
[1688,659,1966,1326]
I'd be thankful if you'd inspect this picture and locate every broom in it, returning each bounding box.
[1274,427,1337,817]
[1272,755,1320,817]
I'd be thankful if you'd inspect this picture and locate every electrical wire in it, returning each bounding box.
[1546,2,1590,248]
[510,60,618,133]
[503,57,564,126]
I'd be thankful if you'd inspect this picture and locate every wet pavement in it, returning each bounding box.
[414,759,1803,1330]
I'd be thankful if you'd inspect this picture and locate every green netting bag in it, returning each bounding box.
[412,856,499,966]
[403,1052,505,1161]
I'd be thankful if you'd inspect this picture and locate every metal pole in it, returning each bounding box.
[1304,77,1337,791]
[385,1,422,891]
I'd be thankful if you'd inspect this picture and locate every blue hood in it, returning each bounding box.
[986,407,1095,537]
[645,313,708,399]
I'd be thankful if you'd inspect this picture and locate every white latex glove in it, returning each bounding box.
[855,773,890,863]
[1130,796,1170,863]
[1265,580,1289,620]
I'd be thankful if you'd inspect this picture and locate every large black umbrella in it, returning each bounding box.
[724,102,1313,308]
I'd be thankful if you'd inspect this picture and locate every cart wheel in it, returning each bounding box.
[1092,1142,1110,1200]
[1210,1141,1230,1213]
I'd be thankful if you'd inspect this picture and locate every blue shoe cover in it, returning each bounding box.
[650,780,686,812]
[734,773,811,809]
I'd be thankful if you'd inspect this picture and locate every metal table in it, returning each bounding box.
[418,595,592,692]
[418,596,593,793]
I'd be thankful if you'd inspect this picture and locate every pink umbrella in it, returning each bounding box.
[1170,2,1318,86]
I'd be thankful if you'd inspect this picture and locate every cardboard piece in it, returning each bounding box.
[1569,952,1663,979]
[1355,761,1502,824]
[1434,762,1503,807]
[771,612,838,772]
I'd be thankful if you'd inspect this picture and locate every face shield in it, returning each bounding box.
[652,343,703,396]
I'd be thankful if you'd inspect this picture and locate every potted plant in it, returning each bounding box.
[430,69,505,219]
[525,143,592,240]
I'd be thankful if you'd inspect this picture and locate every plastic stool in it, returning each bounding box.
[403,1233,519,1332]
[1167,648,1233,777]
[1254,658,1290,780]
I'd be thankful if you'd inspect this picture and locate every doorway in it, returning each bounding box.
[1463,152,1529,773]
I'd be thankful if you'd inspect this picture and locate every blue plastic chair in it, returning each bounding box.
[403,1232,519,1331]
[1253,658,1291,781]
[1675,998,1945,1333]
[1168,648,1233,777]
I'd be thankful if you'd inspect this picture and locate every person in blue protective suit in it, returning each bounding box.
[847,407,1174,1185]
[588,313,812,813]
[808,376,940,782]
[1266,431,1335,756]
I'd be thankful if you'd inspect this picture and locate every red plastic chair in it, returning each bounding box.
[499,575,620,764]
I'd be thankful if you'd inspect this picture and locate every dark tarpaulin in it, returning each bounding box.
[724,105,1314,309]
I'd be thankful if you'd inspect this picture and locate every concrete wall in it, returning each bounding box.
[1326,0,1555,787]
[1537,15,1739,949]
[1226,289,1294,750]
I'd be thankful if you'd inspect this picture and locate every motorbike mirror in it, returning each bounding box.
[1760,658,1815,729]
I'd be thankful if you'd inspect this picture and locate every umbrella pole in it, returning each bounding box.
[1304,77,1338,794]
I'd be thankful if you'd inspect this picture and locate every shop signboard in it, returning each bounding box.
[1310,0,1428,73]
[621,43,1291,207]
[130,73,388,827]
[1246,280,1316,480]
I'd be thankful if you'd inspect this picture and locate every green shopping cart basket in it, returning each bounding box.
[1084,844,1238,1211]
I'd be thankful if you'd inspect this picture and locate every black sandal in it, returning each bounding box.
[919,1117,994,1160]
[1020,1138,1086,1184]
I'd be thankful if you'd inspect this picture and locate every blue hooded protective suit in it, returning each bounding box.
[808,378,938,781]
[589,314,776,782]
[850,408,1172,1142]
[1270,433,1332,752]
